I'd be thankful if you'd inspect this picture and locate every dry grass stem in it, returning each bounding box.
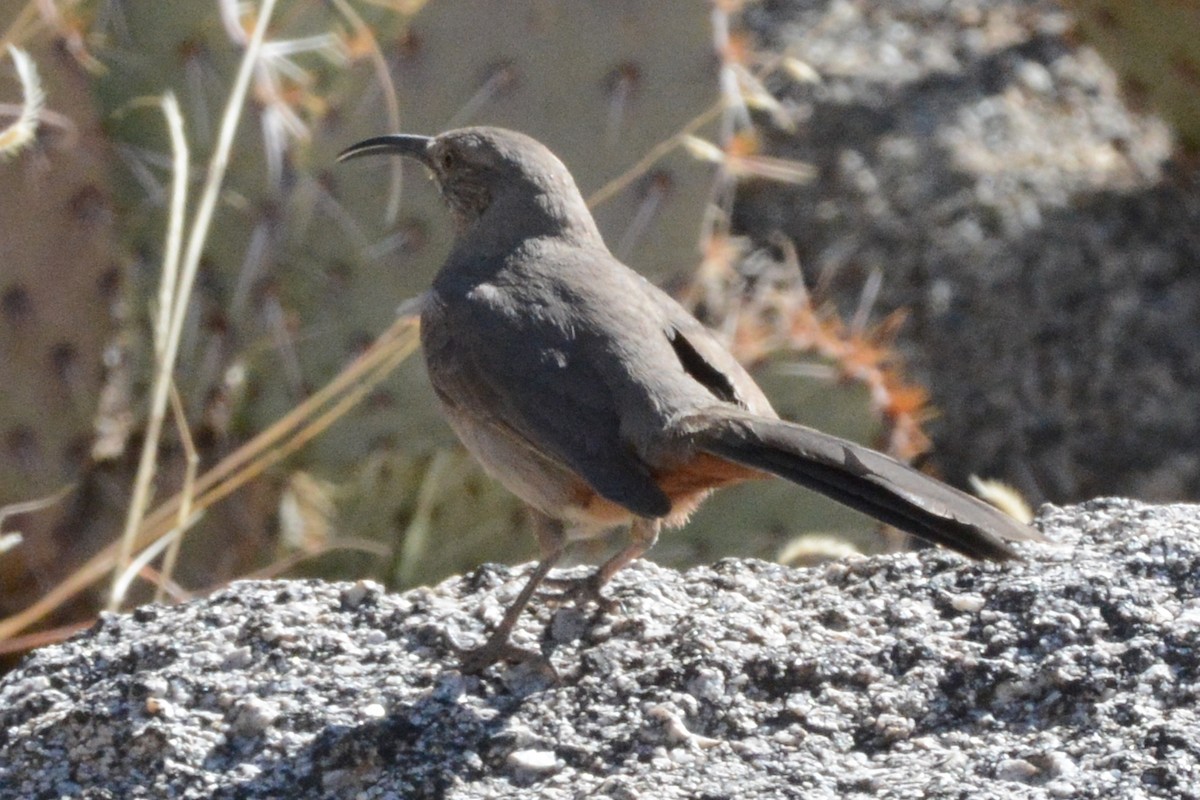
[109,0,281,610]
[153,381,200,603]
[0,316,418,642]
[328,0,404,222]
[586,100,726,210]
[0,45,43,157]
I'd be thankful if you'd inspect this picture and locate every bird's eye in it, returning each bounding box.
[440,151,456,170]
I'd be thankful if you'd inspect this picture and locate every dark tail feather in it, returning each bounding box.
[692,414,1042,561]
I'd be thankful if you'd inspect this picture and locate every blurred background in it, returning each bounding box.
[1,0,1197,667]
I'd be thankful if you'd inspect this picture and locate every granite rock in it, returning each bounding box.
[2,499,1198,798]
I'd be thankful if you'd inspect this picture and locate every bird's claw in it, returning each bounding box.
[538,573,617,613]
[454,637,557,677]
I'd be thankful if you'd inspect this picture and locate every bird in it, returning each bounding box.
[337,126,1042,671]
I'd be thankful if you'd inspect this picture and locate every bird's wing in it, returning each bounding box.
[423,268,673,518]
[641,281,777,418]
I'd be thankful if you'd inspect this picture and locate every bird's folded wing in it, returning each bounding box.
[431,287,673,518]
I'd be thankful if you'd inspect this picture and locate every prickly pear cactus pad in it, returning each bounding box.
[38,1,733,593]
[0,38,119,605]
[88,1,719,467]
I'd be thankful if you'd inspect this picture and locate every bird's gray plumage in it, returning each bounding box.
[338,125,1043,669]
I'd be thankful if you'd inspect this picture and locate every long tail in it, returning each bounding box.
[690,413,1043,561]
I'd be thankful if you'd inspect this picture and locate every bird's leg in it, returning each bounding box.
[458,512,565,673]
[542,518,660,609]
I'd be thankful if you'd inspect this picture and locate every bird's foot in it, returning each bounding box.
[455,637,556,677]
[538,573,616,613]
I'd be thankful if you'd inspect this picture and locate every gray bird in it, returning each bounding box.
[338,127,1043,672]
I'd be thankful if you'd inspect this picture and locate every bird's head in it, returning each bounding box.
[338,126,598,242]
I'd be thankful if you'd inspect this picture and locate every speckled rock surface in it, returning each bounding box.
[2,498,1199,798]
[734,0,1200,505]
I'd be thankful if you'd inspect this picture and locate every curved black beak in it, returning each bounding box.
[336,134,434,165]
